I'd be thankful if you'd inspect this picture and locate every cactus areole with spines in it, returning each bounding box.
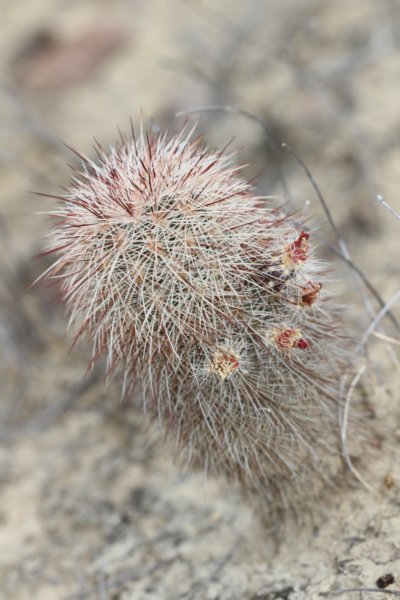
[43,124,353,514]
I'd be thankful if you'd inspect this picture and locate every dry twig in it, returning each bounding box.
[339,364,373,492]
[376,194,400,222]
[320,587,400,597]
[357,289,400,353]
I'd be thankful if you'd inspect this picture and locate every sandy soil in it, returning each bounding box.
[0,1,399,598]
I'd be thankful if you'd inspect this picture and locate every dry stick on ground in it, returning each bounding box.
[320,588,400,597]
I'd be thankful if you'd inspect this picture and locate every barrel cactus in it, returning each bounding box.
[43,124,355,515]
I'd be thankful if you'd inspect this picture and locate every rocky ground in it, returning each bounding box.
[0,0,399,598]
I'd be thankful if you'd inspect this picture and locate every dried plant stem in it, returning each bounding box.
[357,288,400,353]
[320,588,400,597]
[372,331,400,346]
[376,194,400,222]
[339,364,372,492]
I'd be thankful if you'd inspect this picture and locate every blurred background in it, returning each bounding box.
[0,1,399,599]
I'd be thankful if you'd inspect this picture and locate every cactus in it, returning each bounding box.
[43,124,355,515]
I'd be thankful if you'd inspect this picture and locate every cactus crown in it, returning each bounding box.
[44,124,352,514]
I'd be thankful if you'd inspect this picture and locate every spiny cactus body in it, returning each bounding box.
[44,124,354,514]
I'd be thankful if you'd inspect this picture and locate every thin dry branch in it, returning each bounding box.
[320,588,400,597]
[357,288,400,353]
[339,364,372,492]
[372,331,400,346]
[376,194,400,222]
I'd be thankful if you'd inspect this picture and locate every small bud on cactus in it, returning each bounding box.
[43,124,356,516]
